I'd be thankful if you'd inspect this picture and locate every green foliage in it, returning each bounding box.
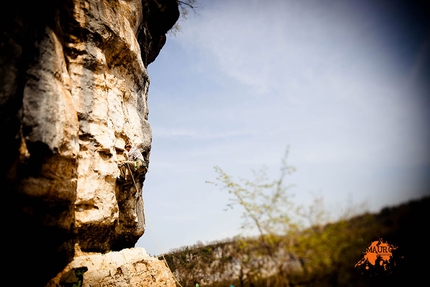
[207,147,299,236]
[163,145,430,286]
[163,197,430,286]
[207,147,345,286]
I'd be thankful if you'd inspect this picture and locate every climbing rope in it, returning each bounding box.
[125,164,184,287]
[125,163,141,210]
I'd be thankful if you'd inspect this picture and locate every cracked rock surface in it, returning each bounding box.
[1,0,179,286]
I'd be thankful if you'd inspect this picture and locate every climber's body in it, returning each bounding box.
[117,143,146,182]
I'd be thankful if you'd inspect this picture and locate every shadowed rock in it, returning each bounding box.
[1,0,179,286]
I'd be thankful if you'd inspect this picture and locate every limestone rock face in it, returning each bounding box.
[0,0,179,286]
[47,247,176,287]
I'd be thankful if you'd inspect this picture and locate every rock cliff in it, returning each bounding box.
[0,0,179,286]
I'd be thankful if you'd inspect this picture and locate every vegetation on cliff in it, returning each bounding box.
[161,196,429,287]
[159,147,429,286]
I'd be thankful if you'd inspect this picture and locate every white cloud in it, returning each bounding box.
[179,1,387,97]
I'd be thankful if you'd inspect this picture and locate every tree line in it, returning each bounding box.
[161,147,429,286]
[162,196,429,286]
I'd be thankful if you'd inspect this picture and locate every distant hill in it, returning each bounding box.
[160,196,430,287]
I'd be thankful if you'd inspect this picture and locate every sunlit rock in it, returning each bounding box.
[0,0,179,286]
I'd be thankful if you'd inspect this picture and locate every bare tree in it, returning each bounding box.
[169,0,199,36]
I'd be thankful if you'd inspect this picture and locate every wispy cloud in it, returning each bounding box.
[139,0,430,255]
[179,1,391,97]
[153,126,257,140]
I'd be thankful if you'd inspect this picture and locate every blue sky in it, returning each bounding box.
[136,0,430,256]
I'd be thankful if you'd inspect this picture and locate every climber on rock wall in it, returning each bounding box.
[117,142,146,182]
